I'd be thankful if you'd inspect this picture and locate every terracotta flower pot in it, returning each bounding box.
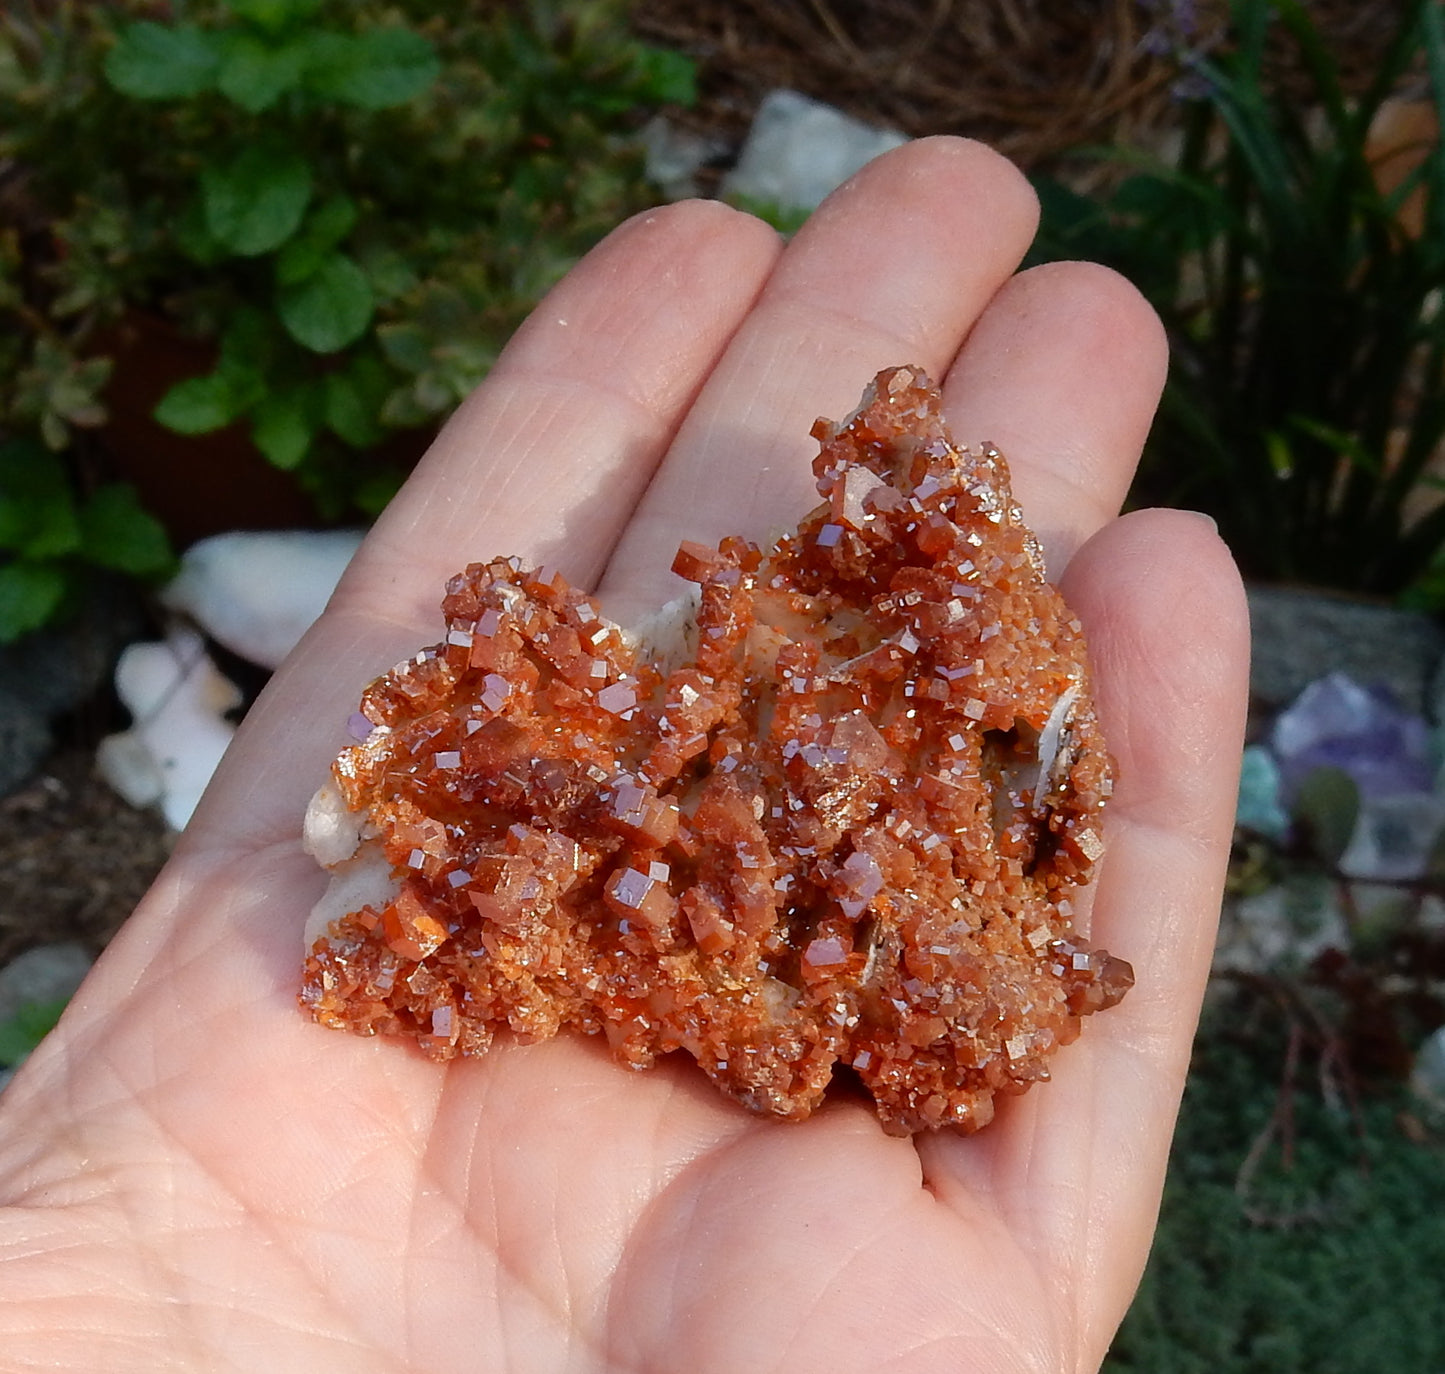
[95,311,320,548]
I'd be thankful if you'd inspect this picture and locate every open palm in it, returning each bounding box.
[0,139,1247,1373]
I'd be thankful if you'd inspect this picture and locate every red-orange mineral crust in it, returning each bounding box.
[300,365,1132,1134]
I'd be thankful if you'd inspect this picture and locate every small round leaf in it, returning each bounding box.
[251,393,316,470]
[154,374,242,434]
[104,22,222,99]
[223,0,325,34]
[275,195,359,285]
[78,485,174,577]
[217,33,305,113]
[0,561,69,643]
[278,254,375,353]
[202,144,313,256]
[301,28,439,110]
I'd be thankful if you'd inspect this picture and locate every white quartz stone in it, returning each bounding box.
[303,845,401,952]
[162,528,364,669]
[721,89,908,213]
[96,626,241,831]
[303,779,368,868]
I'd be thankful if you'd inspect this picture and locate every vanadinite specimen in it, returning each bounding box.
[300,365,1132,1134]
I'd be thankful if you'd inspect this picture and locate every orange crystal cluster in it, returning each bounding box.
[300,365,1132,1134]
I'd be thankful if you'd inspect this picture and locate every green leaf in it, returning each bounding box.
[104,22,222,99]
[175,200,227,265]
[77,485,174,577]
[218,306,277,376]
[1264,429,1294,480]
[277,253,374,352]
[355,240,419,302]
[40,413,67,454]
[154,374,244,434]
[275,195,359,285]
[631,46,697,106]
[1293,765,1360,868]
[0,997,68,1067]
[353,465,405,516]
[202,143,313,256]
[725,192,811,238]
[251,390,317,469]
[0,560,68,643]
[222,0,325,35]
[324,366,383,448]
[376,321,433,374]
[0,441,80,559]
[301,28,440,110]
[47,356,113,429]
[217,33,305,112]
[378,379,437,429]
[12,339,112,449]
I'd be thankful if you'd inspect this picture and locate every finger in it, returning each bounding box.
[597,136,1041,627]
[941,260,1169,577]
[188,201,782,848]
[918,509,1249,1365]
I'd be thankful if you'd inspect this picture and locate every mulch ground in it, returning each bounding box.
[0,747,172,968]
[630,0,1411,174]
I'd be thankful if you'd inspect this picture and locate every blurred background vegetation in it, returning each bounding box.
[0,0,690,639]
[2,1,1443,1368]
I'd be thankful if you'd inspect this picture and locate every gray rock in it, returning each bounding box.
[0,685,51,798]
[1247,585,1445,717]
[1411,1025,1445,1113]
[0,575,146,722]
[640,115,729,201]
[0,944,95,1092]
[1214,881,1351,977]
[0,942,94,1025]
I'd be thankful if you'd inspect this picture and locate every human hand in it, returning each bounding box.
[0,138,1247,1373]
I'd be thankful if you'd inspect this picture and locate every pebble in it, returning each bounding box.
[96,625,241,830]
[161,528,364,670]
[720,89,909,213]
[0,941,93,1025]
[0,942,94,1092]
[0,686,51,799]
[0,576,146,799]
[1248,586,1445,718]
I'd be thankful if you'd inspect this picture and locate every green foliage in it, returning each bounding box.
[0,996,67,1068]
[299,28,440,110]
[724,191,812,238]
[0,437,173,642]
[0,0,691,630]
[0,560,67,642]
[1291,766,1361,868]
[1030,0,1445,603]
[103,10,441,112]
[1107,1013,1445,1372]
[104,22,221,99]
[277,253,374,352]
[200,142,314,256]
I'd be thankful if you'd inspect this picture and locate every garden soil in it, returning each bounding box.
[0,748,171,968]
